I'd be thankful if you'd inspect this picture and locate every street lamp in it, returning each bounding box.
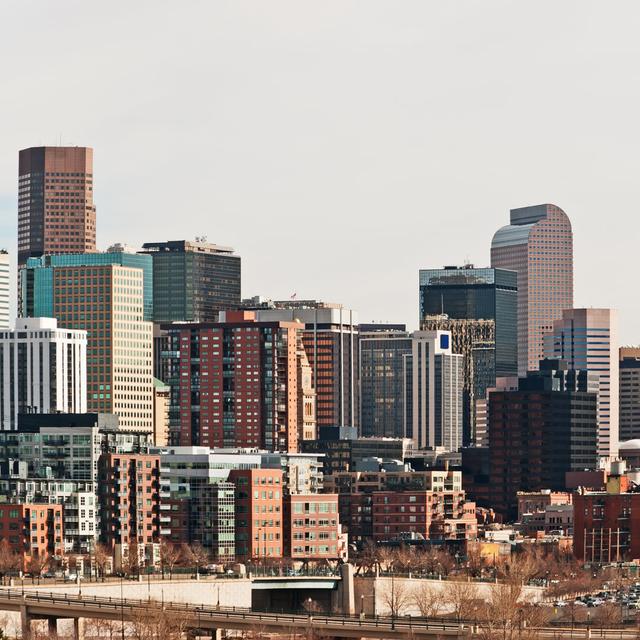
[120,575,125,640]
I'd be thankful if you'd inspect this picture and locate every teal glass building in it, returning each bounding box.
[20,251,153,321]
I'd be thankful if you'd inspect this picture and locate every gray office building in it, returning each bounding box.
[359,330,412,438]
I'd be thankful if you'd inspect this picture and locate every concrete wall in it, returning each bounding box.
[1,578,252,637]
[354,576,546,617]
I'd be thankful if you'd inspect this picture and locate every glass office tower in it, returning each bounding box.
[419,265,517,444]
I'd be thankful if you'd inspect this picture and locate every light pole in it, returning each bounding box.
[120,575,125,640]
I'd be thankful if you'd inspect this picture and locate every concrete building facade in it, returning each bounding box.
[406,330,463,451]
[0,318,87,430]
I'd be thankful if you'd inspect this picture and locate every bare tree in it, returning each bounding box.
[128,601,190,640]
[381,577,410,618]
[26,553,50,583]
[354,540,382,576]
[594,602,622,630]
[93,543,112,581]
[0,539,21,584]
[443,580,479,623]
[411,582,443,619]
[180,542,210,576]
[159,541,181,579]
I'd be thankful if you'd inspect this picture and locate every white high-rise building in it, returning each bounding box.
[0,317,87,430]
[0,251,9,330]
[404,330,464,451]
[545,308,619,459]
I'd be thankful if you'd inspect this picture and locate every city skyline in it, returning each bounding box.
[0,3,639,342]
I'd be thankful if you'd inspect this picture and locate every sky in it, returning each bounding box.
[1,1,639,341]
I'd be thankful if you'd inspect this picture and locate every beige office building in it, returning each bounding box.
[51,264,153,431]
[545,308,618,459]
[491,204,573,376]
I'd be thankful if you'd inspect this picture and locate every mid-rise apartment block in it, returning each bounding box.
[489,359,598,519]
[0,476,97,554]
[0,318,87,430]
[158,312,304,451]
[284,494,342,560]
[0,503,64,570]
[98,453,162,549]
[0,251,9,330]
[491,204,573,375]
[326,468,474,544]
[140,240,241,323]
[21,255,154,431]
[18,146,96,266]
[229,468,283,561]
[545,308,619,459]
[620,347,640,442]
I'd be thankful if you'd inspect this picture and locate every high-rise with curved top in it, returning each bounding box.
[491,204,573,376]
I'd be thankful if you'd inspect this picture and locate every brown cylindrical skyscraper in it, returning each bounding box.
[18,146,96,265]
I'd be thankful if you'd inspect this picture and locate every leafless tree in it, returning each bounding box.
[354,540,382,576]
[443,580,479,623]
[93,543,112,581]
[128,601,190,640]
[0,539,21,584]
[411,582,443,619]
[476,582,551,640]
[381,577,410,617]
[180,542,210,576]
[26,553,49,583]
[159,541,181,579]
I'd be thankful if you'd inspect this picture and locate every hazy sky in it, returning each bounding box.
[1,1,639,341]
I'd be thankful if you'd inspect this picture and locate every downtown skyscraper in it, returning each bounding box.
[18,147,96,266]
[545,308,619,459]
[419,265,517,443]
[0,251,8,330]
[491,204,573,376]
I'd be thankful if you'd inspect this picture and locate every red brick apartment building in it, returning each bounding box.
[229,468,284,561]
[0,503,63,570]
[158,312,303,451]
[98,453,162,548]
[284,494,341,560]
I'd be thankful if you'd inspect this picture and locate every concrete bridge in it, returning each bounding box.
[0,588,468,639]
[0,588,635,640]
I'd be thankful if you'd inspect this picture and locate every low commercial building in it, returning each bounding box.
[574,462,640,562]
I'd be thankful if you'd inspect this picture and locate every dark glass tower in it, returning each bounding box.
[419,265,517,444]
[141,240,241,323]
[419,266,517,377]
